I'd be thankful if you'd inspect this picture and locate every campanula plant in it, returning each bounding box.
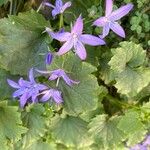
[0,0,150,149]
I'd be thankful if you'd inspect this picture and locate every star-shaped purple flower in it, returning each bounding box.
[7,68,48,108]
[40,89,63,104]
[37,69,79,87]
[43,0,71,18]
[46,16,106,60]
[93,0,133,38]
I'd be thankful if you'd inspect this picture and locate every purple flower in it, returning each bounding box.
[40,89,63,104]
[43,0,71,18]
[93,0,133,38]
[46,16,106,60]
[37,69,79,86]
[7,68,48,108]
[143,135,150,146]
[45,52,53,65]
[130,144,147,150]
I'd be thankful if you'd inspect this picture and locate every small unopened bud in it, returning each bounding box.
[45,52,53,65]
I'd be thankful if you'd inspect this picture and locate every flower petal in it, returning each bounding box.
[74,41,87,60]
[36,84,48,91]
[43,2,55,8]
[102,23,110,38]
[52,8,60,18]
[29,68,35,83]
[13,88,26,98]
[18,78,31,87]
[109,3,134,21]
[105,0,113,16]
[49,73,59,81]
[50,31,71,42]
[71,15,83,34]
[55,0,63,8]
[61,2,71,13]
[19,93,29,108]
[62,73,79,86]
[143,136,150,146]
[80,34,106,46]
[56,38,73,56]
[36,69,51,74]
[7,79,20,89]
[40,90,52,102]
[109,22,125,38]
[93,17,107,27]
[52,90,63,104]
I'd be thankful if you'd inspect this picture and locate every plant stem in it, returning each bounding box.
[59,14,64,29]
[106,95,139,109]
[37,3,43,13]
[9,0,13,15]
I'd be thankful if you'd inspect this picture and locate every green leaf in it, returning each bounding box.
[88,114,125,149]
[24,141,56,150]
[0,101,27,148]
[47,53,99,115]
[0,10,50,75]
[109,42,146,73]
[0,68,18,99]
[115,68,150,97]
[64,0,99,22]
[0,0,9,6]
[118,110,146,146]
[109,41,150,97]
[50,115,92,148]
[21,104,47,148]
[99,49,116,84]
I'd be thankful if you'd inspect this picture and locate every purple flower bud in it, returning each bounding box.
[45,52,53,65]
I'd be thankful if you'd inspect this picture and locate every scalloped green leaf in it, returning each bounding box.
[21,104,47,148]
[0,68,19,99]
[109,41,150,97]
[115,68,150,97]
[24,141,56,150]
[0,101,27,148]
[88,114,125,149]
[118,110,146,146]
[47,53,99,115]
[0,10,50,75]
[50,115,92,148]
[109,42,146,73]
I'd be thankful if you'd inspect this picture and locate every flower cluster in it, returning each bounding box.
[45,0,133,60]
[129,135,150,150]
[7,0,133,108]
[8,67,79,108]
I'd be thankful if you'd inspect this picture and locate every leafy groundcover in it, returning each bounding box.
[0,0,150,149]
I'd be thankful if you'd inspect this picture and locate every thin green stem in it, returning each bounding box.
[59,14,64,29]
[56,78,60,87]
[106,95,139,109]
[9,0,13,15]
[37,3,43,13]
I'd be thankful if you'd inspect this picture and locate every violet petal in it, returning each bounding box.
[109,22,125,38]
[80,34,106,46]
[109,3,134,21]
[74,41,87,60]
